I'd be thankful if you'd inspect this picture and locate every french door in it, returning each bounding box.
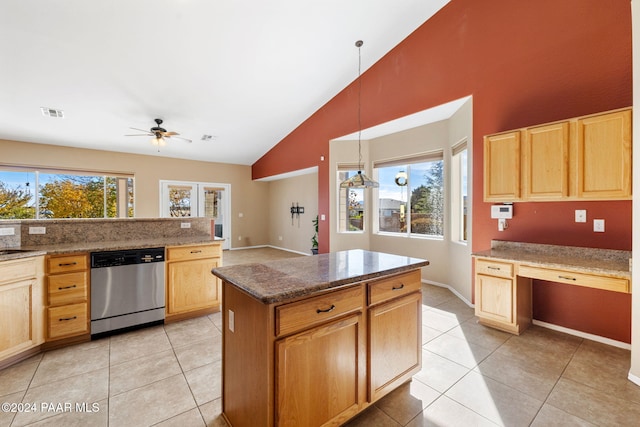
[160,181,230,250]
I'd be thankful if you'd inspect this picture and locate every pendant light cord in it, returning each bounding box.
[356,40,363,172]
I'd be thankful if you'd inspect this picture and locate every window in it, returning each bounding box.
[451,141,468,242]
[337,168,364,232]
[374,152,444,237]
[0,167,134,219]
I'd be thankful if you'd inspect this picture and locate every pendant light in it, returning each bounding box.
[340,40,379,189]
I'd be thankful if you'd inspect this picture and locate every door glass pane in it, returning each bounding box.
[203,187,224,238]
[168,185,194,217]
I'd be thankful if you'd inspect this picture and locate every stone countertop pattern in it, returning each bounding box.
[0,237,223,261]
[473,240,631,279]
[212,249,430,304]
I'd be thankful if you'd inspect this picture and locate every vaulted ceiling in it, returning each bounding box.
[0,0,450,165]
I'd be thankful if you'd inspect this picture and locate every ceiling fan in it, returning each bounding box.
[126,118,192,146]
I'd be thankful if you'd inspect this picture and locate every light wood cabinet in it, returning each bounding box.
[0,256,45,364]
[483,107,631,202]
[166,242,222,322]
[575,109,632,199]
[45,253,90,341]
[484,131,521,202]
[474,258,531,334]
[221,268,423,427]
[522,122,570,200]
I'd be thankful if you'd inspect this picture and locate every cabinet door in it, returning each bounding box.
[276,314,363,427]
[368,292,421,402]
[522,122,570,199]
[576,109,632,199]
[0,279,36,360]
[167,258,220,314]
[484,131,521,201]
[475,274,513,324]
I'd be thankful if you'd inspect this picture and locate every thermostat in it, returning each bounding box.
[491,204,513,219]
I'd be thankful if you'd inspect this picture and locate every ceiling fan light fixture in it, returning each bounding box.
[151,135,166,146]
[339,40,379,189]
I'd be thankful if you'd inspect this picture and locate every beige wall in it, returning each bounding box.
[0,139,270,249]
[267,172,318,254]
[329,98,473,302]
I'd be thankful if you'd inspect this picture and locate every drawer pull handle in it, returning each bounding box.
[190,250,202,254]
[392,284,405,291]
[316,305,336,314]
[58,284,77,290]
[59,316,77,321]
[59,262,78,267]
[558,275,577,281]
[487,266,501,270]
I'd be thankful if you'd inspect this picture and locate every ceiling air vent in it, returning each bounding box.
[201,135,215,141]
[40,107,64,118]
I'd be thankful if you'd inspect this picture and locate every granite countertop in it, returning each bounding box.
[473,240,631,279]
[212,249,430,304]
[0,237,223,261]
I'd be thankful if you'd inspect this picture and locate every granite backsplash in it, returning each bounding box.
[0,218,213,249]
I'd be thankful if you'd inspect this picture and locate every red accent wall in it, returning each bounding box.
[252,0,633,341]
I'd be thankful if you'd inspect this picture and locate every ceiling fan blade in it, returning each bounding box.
[164,131,179,136]
[172,136,192,143]
[125,133,152,136]
[130,127,153,134]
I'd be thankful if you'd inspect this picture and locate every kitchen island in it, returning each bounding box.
[212,249,429,427]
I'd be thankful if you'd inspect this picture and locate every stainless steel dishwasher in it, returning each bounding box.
[90,247,165,337]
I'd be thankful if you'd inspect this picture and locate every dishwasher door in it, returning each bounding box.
[91,262,165,334]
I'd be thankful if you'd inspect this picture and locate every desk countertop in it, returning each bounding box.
[473,240,631,279]
[212,249,430,304]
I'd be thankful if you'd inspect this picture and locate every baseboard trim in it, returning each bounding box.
[532,319,631,350]
[228,244,311,256]
[628,371,640,387]
[421,279,473,308]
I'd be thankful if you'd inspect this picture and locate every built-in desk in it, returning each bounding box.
[472,241,631,334]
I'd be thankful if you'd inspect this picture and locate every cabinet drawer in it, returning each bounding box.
[518,265,629,293]
[47,272,88,306]
[47,254,87,274]
[0,257,38,285]
[167,244,221,261]
[476,259,514,278]
[368,270,421,306]
[275,286,364,337]
[47,303,88,339]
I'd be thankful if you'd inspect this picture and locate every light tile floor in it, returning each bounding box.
[1,248,639,426]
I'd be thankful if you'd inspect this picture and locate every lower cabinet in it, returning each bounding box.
[222,268,422,427]
[166,242,222,322]
[45,253,90,342]
[275,314,363,427]
[0,256,45,364]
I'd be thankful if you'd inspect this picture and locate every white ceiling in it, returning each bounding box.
[0,0,450,166]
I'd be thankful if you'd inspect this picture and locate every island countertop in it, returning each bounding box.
[212,249,430,304]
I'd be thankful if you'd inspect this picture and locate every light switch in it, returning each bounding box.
[575,210,587,223]
[594,219,605,232]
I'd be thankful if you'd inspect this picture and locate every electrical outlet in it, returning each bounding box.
[238,212,244,218]
[228,309,235,333]
[575,210,587,223]
[180,222,191,229]
[594,219,605,232]
[278,236,283,241]
[29,226,46,234]
[238,236,242,241]
[0,228,15,236]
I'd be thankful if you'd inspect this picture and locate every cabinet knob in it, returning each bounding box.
[316,304,336,314]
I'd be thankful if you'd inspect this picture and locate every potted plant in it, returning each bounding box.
[311,215,319,255]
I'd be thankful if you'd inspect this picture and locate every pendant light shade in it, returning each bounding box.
[340,40,379,189]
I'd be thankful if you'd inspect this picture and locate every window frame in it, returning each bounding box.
[336,165,366,234]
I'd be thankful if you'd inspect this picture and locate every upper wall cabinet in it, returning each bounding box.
[483,107,632,202]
